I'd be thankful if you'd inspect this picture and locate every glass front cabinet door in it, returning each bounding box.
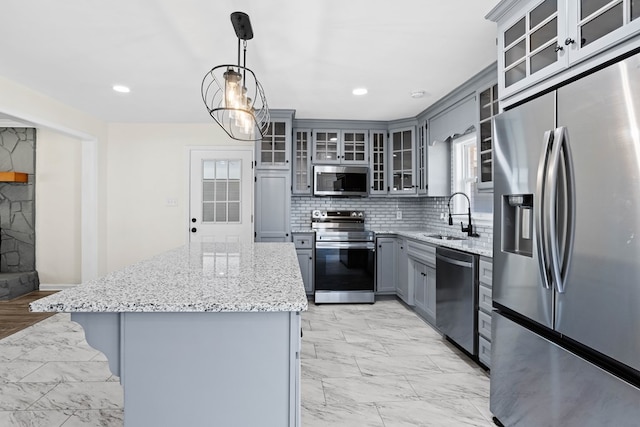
[389,127,416,195]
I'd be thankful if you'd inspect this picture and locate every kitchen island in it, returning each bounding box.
[30,242,308,427]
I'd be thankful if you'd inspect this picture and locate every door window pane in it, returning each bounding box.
[633,0,640,20]
[531,43,558,73]
[580,2,623,47]
[202,158,241,223]
[505,17,526,46]
[530,0,557,29]
[228,160,241,179]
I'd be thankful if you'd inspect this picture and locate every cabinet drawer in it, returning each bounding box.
[478,310,492,340]
[407,240,436,267]
[478,284,492,314]
[478,335,491,368]
[293,234,314,249]
[479,258,492,288]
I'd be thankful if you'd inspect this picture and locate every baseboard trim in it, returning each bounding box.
[39,283,79,291]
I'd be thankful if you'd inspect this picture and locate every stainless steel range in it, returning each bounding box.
[312,210,375,304]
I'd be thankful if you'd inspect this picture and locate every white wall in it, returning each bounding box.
[106,123,252,272]
[35,129,82,284]
[0,75,108,279]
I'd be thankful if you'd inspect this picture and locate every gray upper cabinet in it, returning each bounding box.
[388,126,416,195]
[312,129,369,165]
[292,129,312,195]
[477,84,499,191]
[256,112,293,170]
[369,130,388,196]
[488,0,640,100]
[417,121,451,197]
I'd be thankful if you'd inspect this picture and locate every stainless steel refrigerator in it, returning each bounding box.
[492,51,640,426]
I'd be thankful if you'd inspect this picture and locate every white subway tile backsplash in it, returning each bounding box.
[290,195,493,245]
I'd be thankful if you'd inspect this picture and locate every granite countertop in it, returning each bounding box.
[374,229,493,258]
[30,242,309,313]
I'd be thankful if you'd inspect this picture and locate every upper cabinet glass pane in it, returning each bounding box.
[505,40,526,67]
[530,0,557,29]
[581,0,616,19]
[530,17,557,51]
[505,17,526,46]
[580,2,623,47]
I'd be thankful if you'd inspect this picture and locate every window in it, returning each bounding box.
[451,134,492,222]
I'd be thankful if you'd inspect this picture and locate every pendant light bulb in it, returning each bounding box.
[223,68,243,109]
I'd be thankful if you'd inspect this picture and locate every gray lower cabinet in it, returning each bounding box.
[375,237,396,294]
[395,238,411,304]
[408,240,436,324]
[255,170,291,242]
[293,233,314,295]
[477,256,493,368]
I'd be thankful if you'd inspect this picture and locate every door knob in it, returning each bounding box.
[191,218,197,223]
[191,227,197,233]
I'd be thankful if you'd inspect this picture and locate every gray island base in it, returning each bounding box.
[30,242,308,427]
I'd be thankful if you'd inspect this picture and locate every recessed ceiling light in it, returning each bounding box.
[410,90,426,99]
[113,85,131,93]
[352,87,368,96]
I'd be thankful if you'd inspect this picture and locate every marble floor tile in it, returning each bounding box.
[0,409,72,427]
[301,378,325,405]
[302,356,362,380]
[381,339,455,357]
[376,399,494,427]
[19,361,113,383]
[29,382,123,411]
[407,372,490,400]
[0,383,57,410]
[0,361,44,382]
[301,341,317,359]
[468,397,494,423]
[355,355,441,377]
[342,327,412,344]
[307,318,371,332]
[314,341,389,359]
[428,352,486,374]
[61,409,124,426]
[322,375,419,405]
[302,402,385,427]
[16,343,100,363]
[301,329,346,344]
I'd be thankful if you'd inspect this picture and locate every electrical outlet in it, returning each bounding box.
[396,210,402,220]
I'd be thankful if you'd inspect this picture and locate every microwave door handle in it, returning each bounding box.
[535,130,554,290]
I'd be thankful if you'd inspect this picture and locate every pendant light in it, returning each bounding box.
[202,12,270,141]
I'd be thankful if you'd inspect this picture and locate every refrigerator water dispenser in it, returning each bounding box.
[502,194,533,257]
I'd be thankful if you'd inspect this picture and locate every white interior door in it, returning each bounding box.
[189,147,254,243]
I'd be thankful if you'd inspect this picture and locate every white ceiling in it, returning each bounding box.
[0,0,499,123]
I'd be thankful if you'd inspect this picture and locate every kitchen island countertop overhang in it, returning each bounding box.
[30,242,309,313]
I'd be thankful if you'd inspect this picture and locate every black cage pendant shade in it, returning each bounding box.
[201,12,270,141]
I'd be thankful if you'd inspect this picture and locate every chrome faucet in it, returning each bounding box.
[447,192,479,237]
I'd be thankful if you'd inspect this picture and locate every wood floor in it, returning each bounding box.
[0,291,58,340]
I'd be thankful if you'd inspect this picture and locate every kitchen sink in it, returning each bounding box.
[424,234,467,241]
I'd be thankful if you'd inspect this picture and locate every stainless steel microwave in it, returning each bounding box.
[313,165,369,197]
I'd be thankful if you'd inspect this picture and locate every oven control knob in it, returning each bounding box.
[351,212,357,217]
[357,212,364,218]
[312,210,321,218]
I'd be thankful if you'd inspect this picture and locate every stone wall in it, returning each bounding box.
[0,128,37,299]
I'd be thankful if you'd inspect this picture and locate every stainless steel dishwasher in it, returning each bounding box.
[435,246,478,356]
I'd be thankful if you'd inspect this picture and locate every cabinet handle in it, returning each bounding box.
[564,37,575,46]
[378,245,382,248]
[554,45,563,52]
[309,256,312,260]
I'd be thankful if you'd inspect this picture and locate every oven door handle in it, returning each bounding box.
[315,242,375,250]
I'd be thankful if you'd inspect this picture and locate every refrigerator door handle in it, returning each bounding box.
[548,126,576,294]
[535,130,554,290]
[546,127,576,293]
